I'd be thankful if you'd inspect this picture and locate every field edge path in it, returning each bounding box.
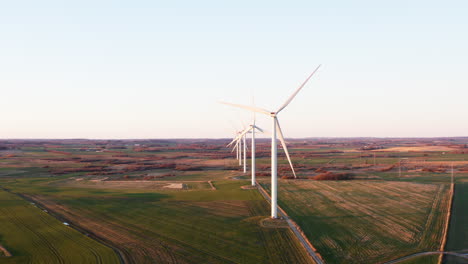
[438,181,455,264]
[256,181,324,264]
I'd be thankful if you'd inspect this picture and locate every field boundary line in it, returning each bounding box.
[438,182,455,264]
[256,181,324,264]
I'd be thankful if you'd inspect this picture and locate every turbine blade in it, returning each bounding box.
[230,127,251,144]
[275,118,297,178]
[219,101,271,116]
[253,125,264,133]
[231,142,238,152]
[227,138,237,148]
[276,65,321,114]
[238,129,251,140]
[227,131,242,147]
[252,96,256,126]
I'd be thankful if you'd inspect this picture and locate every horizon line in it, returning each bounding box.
[1,136,468,141]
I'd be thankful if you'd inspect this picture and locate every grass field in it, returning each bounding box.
[260,180,451,264]
[2,138,467,264]
[2,177,312,264]
[0,189,119,264]
[444,182,468,264]
[399,255,440,264]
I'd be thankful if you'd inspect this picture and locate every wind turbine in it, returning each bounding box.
[238,134,242,166]
[233,139,239,161]
[228,132,240,161]
[221,65,321,218]
[228,131,245,168]
[229,121,264,186]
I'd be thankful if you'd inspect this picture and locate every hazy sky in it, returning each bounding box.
[1,0,467,139]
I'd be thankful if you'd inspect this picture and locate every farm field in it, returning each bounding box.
[444,182,468,264]
[260,180,452,264]
[1,138,468,263]
[2,178,311,264]
[0,188,119,264]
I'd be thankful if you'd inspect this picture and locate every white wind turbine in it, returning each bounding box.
[243,133,247,172]
[228,130,245,168]
[228,120,264,186]
[228,130,249,173]
[228,132,239,161]
[237,133,242,166]
[221,65,321,218]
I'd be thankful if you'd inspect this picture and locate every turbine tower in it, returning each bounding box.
[228,130,246,169]
[229,131,241,161]
[228,122,263,186]
[243,134,247,173]
[221,65,321,218]
[238,135,242,166]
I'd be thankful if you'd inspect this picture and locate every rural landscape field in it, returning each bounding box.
[0,138,467,264]
[2,2,468,263]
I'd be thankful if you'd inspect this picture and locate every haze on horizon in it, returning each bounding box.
[1,0,467,139]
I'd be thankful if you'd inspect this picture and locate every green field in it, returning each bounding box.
[444,182,468,264]
[399,255,440,264]
[0,189,119,264]
[2,177,312,264]
[2,138,467,263]
[260,180,451,264]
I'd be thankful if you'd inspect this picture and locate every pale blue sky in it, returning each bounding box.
[1,0,467,138]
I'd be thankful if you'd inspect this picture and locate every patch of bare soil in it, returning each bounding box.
[193,159,226,166]
[376,146,456,152]
[260,218,289,228]
[165,183,183,189]
[63,179,186,190]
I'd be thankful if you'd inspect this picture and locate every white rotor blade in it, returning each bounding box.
[276,65,321,114]
[219,101,271,116]
[252,97,257,126]
[231,140,240,152]
[236,127,252,141]
[253,125,264,133]
[227,130,238,146]
[275,118,297,178]
[227,138,237,148]
[231,143,237,152]
[227,132,241,147]
[229,127,251,147]
[241,125,251,134]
